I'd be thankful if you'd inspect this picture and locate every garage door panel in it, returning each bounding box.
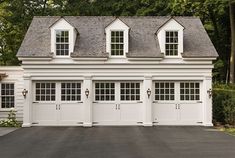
[153,81,203,125]
[59,103,83,124]
[179,103,202,123]
[33,81,83,126]
[93,103,118,123]
[120,103,143,122]
[33,103,57,124]
[153,103,178,123]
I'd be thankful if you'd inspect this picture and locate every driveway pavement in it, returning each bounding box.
[0,126,235,158]
[0,127,18,136]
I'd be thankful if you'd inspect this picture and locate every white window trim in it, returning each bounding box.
[109,29,125,58]
[164,30,182,58]
[0,82,15,110]
[54,29,70,58]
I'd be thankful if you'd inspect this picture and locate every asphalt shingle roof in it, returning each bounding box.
[17,16,218,58]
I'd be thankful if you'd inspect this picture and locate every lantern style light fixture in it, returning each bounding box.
[22,89,28,99]
[147,88,151,98]
[85,88,89,98]
[207,88,212,98]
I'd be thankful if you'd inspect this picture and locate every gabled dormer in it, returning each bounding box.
[156,17,185,58]
[50,17,78,57]
[105,18,130,58]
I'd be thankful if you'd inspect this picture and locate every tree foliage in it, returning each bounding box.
[0,0,233,82]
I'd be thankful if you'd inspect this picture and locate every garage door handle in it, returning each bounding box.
[118,104,120,110]
[59,104,60,110]
[56,104,58,110]
[115,104,117,110]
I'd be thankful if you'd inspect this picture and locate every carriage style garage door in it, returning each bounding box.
[153,81,203,125]
[32,81,83,126]
[93,81,143,125]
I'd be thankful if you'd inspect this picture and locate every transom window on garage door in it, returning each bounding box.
[180,82,200,100]
[155,82,175,101]
[61,83,81,101]
[35,83,56,101]
[95,83,115,101]
[1,83,14,108]
[120,82,140,101]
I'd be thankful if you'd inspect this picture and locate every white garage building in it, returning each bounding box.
[0,16,218,127]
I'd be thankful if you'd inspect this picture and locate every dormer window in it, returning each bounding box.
[165,31,178,56]
[50,18,77,57]
[156,17,184,58]
[105,18,130,58]
[111,31,124,56]
[56,30,69,56]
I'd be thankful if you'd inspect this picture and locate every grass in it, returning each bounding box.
[220,128,235,136]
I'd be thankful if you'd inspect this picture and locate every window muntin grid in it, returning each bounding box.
[56,30,69,56]
[165,31,178,56]
[61,83,81,101]
[35,83,56,101]
[155,82,175,101]
[95,83,115,101]
[1,83,14,108]
[111,31,124,56]
[180,82,200,101]
[120,82,140,101]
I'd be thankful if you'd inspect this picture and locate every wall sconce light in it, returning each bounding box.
[147,88,151,98]
[22,89,28,99]
[85,88,89,98]
[207,88,212,98]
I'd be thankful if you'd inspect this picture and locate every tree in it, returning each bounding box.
[229,0,235,83]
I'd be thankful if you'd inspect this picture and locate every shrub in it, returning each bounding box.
[213,84,235,125]
[0,109,21,127]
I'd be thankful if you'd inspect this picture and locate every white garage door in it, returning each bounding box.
[93,82,143,125]
[32,82,83,126]
[153,81,203,125]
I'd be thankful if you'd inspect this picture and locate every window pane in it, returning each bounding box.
[61,83,81,101]
[55,30,69,56]
[165,31,178,56]
[35,83,56,101]
[110,31,124,56]
[95,83,115,101]
[155,82,174,101]
[180,82,200,101]
[1,83,14,108]
[120,83,140,101]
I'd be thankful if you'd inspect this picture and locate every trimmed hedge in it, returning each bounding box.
[213,84,235,125]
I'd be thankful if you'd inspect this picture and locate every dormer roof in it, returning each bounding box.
[156,17,185,34]
[17,16,218,58]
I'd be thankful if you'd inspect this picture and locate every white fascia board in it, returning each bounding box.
[72,58,108,61]
[18,57,52,61]
[127,58,163,61]
[183,57,217,61]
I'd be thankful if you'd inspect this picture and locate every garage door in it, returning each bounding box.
[153,81,203,125]
[32,82,83,126]
[93,81,143,125]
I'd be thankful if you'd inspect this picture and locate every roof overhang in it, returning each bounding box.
[183,57,217,61]
[18,56,53,61]
[127,57,163,61]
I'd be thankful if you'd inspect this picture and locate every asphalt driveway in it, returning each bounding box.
[0,126,235,158]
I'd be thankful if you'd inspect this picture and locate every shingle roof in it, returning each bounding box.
[17,16,218,58]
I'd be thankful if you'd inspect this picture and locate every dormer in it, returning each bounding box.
[157,17,184,58]
[50,18,77,57]
[105,18,130,58]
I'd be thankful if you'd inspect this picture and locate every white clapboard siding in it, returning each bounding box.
[0,66,24,122]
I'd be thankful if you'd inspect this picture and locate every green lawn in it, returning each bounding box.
[220,128,235,136]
